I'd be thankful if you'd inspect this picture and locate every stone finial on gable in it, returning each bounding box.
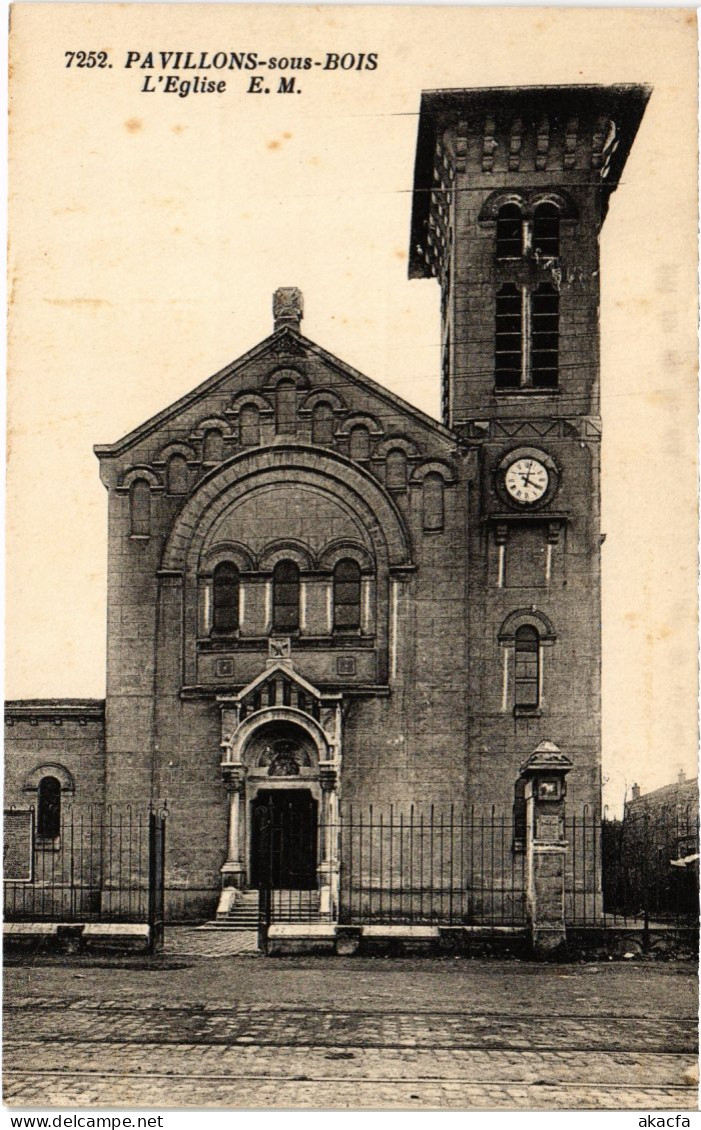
[273,287,303,331]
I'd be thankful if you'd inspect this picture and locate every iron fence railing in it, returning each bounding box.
[338,805,527,926]
[3,804,166,927]
[567,805,699,928]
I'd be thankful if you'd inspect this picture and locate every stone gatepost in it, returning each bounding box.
[519,741,573,955]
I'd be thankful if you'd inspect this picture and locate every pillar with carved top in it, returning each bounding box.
[519,742,573,955]
[221,764,246,889]
[318,763,339,920]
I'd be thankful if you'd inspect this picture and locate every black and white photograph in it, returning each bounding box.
[4,3,698,1116]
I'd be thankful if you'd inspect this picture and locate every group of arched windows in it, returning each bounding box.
[496,201,560,261]
[211,557,363,635]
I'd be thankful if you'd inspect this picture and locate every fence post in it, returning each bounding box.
[519,743,573,956]
[148,808,166,953]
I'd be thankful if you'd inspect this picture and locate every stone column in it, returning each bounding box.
[318,763,339,920]
[221,765,246,889]
[519,742,573,955]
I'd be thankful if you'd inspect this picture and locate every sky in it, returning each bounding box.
[6,4,698,812]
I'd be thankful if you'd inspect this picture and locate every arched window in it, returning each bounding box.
[203,428,224,463]
[272,560,300,632]
[276,379,297,435]
[130,479,151,536]
[239,405,260,447]
[167,454,189,495]
[212,562,239,633]
[495,285,522,390]
[531,284,559,389]
[37,776,61,839]
[422,473,444,532]
[496,203,523,260]
[386,449,408,491]
[312,403,335,446]
[514,625,540,708]
[349,425,371,462]
[533,202,560,259]
[333,558,361,631]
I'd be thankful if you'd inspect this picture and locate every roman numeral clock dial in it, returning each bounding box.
[504,457,549,504]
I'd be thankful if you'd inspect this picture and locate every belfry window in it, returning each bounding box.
[272,560,300,632]
[37,776,61,840]
[495,284,559,390]
[531,284,559,389]
[533,202,560,259]
[496,203,523,260]
[514,625,540,709]
[212,562,239,633]
[333,559,361,631]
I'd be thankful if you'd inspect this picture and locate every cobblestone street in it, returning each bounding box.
[4,938,698,1110]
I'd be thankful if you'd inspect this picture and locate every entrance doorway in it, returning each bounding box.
[250,789,318,890]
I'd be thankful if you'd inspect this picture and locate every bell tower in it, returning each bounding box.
[409,85,651,812]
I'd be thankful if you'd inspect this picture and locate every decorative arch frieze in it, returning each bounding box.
[188,415,234,441]
[298,388,348,416]
[317,539,375,573]
[258,539,315,572]
[199,541,257,575]
[263,367,310,391]
[409,458,457,485]
[23,763,75,793]
[479,188,578,223]
[153,440,198,468]
[116,466,164,493]
[226,391,274,417]
[161,446,412,574]
[335,413,385,438]
[498,608,557,644]
[373,435,421,460]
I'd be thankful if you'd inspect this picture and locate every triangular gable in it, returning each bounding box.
[94,326,457,460]
[219,661,341,714]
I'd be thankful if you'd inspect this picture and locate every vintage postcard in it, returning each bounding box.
[4,3,698,1114]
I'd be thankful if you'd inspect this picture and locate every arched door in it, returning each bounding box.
[250,790,318,890]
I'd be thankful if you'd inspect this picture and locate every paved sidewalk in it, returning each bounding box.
[4,951,698,1110]
[164,929,259,958]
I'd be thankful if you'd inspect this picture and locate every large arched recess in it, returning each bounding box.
[160,445,413,686]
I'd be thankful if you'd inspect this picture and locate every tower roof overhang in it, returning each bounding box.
[409,83,652,279]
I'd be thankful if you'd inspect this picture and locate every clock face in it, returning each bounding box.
[504,457,549,504]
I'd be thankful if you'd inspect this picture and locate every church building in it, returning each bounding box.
[5,84,650,922]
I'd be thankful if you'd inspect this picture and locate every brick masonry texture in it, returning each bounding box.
[4,86,651,921]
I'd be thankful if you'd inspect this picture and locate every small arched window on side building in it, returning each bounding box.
[422,473,445,532]
[130,479,151,537]
[333,558,361,631]
[514,625,540,709]
[37,775,62,840]
[533,202,560,259]
[496,203,523,260]
[212,562,239,633]
[272,560,300,633]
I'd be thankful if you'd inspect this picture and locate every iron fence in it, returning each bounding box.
[338,805,527,926]
[566,805,699,928]
[3,804,166,927]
